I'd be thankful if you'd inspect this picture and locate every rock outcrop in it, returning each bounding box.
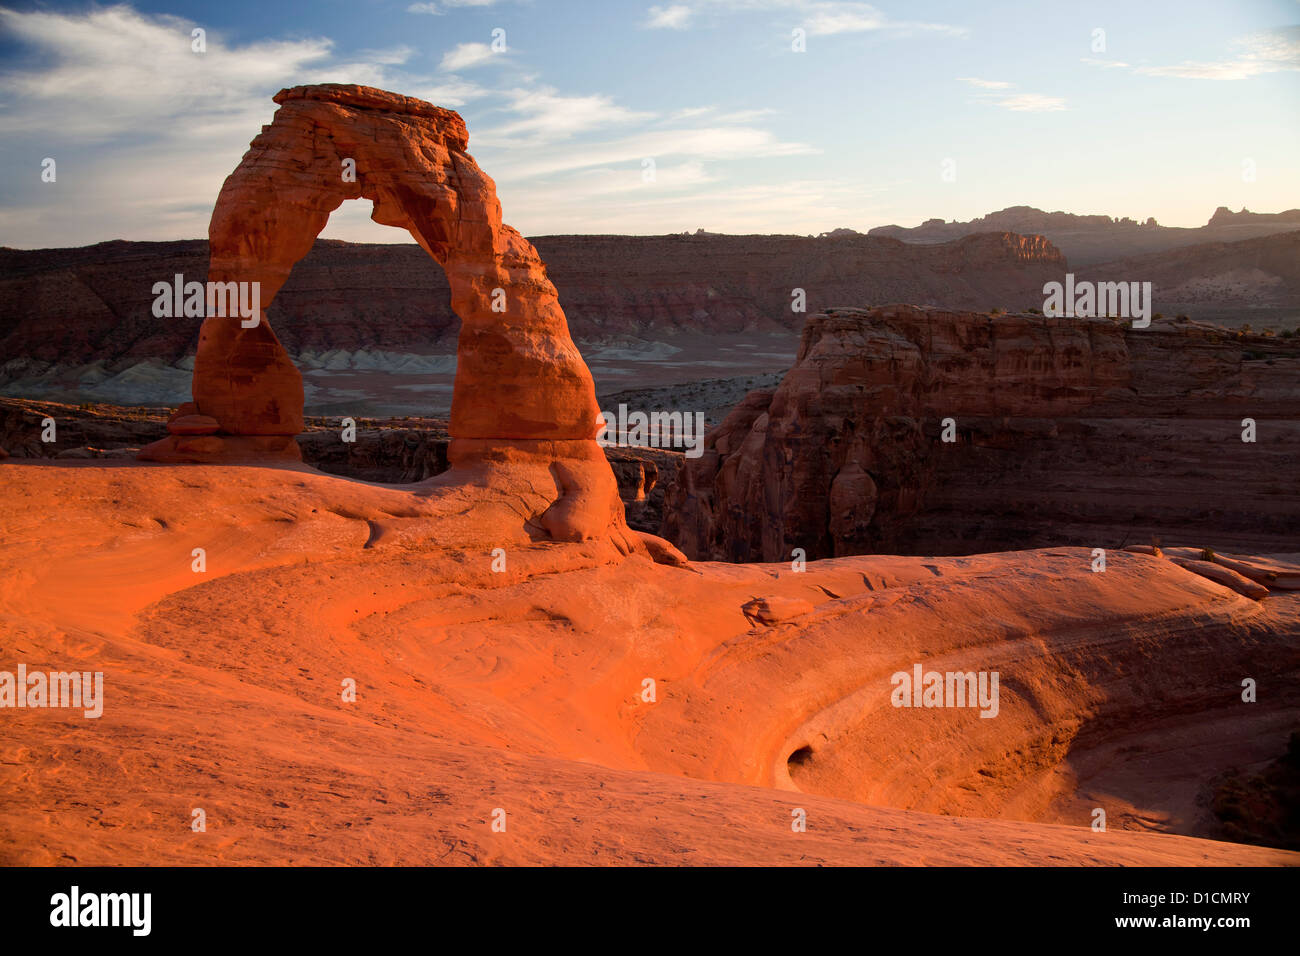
[665,305,1300,561]
[135,84,631,549]
[142,83,597,453]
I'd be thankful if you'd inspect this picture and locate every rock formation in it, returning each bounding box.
[135,84,636,548]
[665,305,1300,561]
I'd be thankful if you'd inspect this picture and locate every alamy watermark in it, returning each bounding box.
[1042,274,1152,328]
[1,664,103,718]
[50,886,150,936]
[890,664,999,718]
[597,403,706,459]
[152,274,261,327]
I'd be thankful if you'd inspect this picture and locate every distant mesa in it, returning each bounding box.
[1208,206,1300,226]
[868,204,1300,266]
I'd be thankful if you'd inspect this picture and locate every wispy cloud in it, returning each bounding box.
[409,0,513,14]
[439,41,506,71]
[641,1,965,38]
[482,86,656,142]
[994,93,1066,112]
[1079,57,1129,69]
[484,125,816,180]
[958,77,1011,89]
[1083,27,1299,80]
[958,75,1065,112]
[643,5,693,29]
[1135,28,1299,79]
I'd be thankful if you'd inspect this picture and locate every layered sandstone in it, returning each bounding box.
[0,231,1071,413]
[130,84,635,549]
[665,305,1300,561]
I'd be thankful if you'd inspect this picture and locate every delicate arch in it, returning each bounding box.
[144,83,601,460]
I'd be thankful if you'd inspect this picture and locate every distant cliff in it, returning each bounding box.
[0,231,1065,407]
[869,205,1300,266]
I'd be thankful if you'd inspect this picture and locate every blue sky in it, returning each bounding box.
[0,0,1297,247]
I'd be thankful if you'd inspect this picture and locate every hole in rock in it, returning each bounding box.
[278,198,459,420]
[787,745,814,773]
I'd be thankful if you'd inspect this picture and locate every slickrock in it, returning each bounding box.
[666,305,1300,561]
[2,464,1296,863]
[741,595,816,624]
[136,84,632,549]
[1125,545,1300,594]
[1169,558,1270,600]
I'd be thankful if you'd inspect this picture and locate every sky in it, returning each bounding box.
[0,0,1297,248]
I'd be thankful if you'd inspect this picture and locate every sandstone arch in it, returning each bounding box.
[141,84,635,547]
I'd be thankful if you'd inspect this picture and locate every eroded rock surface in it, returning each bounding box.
[666,305,1300,560]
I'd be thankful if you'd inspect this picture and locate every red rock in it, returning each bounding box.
[132,84,633,547]
[666,305,1300,561]
[741,596,816,624]
[1170,558,1269,600]
[166,414,220,436]
[142,82,601,453]
[635,531,690,567]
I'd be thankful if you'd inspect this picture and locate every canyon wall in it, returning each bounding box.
[664,305,1300,560]
[0,231,1066,408]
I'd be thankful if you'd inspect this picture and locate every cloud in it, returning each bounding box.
[481,86,656,143]
[957,76,1065,112]
[0,4,457,244]
[411,77,491,108]
[994,93,1066,112]
[499,175,889,236]
[0,3,829,246]
[438,41,502,71]
[651,2,964,38]
[0,5,347,140]
[1135,29,1299,79]
[1079,57,1129,69]
[409,0,511,13]
[483,125,815,181]
[643,5,693,29]
[1084,27,1299,81]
